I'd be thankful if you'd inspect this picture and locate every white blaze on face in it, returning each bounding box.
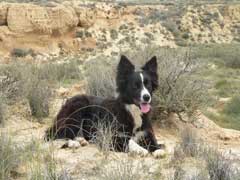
[139,73,151,103]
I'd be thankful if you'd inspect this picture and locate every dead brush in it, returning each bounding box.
[0,95,5,126]
[203,148,240,180]
[24,138,72,180]
[121,45,211,121]
[98,158,146,180]
[0,132,22,179]
[27,80,52,119]
[85,57,117,98]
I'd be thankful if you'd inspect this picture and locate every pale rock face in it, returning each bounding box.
[7,3,78,35]
[0,3,8,26]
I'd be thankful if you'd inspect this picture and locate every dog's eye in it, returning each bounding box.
[134,82,141,89]
[144,79,149,86]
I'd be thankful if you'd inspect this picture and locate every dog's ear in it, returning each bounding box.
[118,55,135,74]
[142,56,158,91]
[116,55,135,93]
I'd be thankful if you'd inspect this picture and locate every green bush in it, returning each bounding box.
[222,96,240,117]
[192,44,240,69]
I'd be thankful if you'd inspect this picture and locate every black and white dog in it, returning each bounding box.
[45,55,165,156]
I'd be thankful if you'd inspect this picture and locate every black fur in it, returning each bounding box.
[45,55,161,153]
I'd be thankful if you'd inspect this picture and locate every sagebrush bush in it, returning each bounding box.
[24,138,71,180]
[99,158,145,180]
[204,148,238,180]
[0,59,81,103]
[222,96,240,117]
[193,44,240,69]
[27,81,51,118]
[172,127,240,180]
[0,132,21,179]
[85,46,210,121]
[124,46,211,120]
[85,57,116,98]
[0,96,5,125]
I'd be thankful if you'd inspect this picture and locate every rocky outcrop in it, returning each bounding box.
[7,3,78,35]
[0,3,8,26]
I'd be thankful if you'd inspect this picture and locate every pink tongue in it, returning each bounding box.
[140,103,151,113]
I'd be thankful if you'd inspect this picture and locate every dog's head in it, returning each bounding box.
[116,55,158,113]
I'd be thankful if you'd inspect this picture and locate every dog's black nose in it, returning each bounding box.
[143,94,150,102]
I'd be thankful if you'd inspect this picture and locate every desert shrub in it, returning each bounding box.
[110,29,118,40]
[125,46,210,120]
[11,48,35,58]
[0,132,21,179]
[38,59,82,83]
[0,59,81,104]
[172,127,240,180]
[0,95,5,125]
[27,81,51,119]
[204,148,240,180]
[154,48,211,119]
[222,96,240,117]
[93,120,117,155]
[173,127,204,163]
[85,46,210,121]
[193,44,240,69]
[178,128,201,157]
[0,62,29,101]
[206,96,240,130]
[24,139,71,180]
[85,56,116,98]
[99,158,145,180]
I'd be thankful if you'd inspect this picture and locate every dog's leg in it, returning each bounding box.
[128,139,148,156]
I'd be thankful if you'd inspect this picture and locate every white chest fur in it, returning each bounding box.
[125,104,143,133]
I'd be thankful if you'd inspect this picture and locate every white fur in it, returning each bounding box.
[132,131,145,142]
[152,149,166,158]
[128,139,148,156]
[125,104,142,133]
[140,73,151,103]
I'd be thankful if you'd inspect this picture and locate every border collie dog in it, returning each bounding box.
[45,55,164,156]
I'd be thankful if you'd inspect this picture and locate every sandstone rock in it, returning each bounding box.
[74,6,96,28]
[7,4,51,34]
[0,3,8,25]
[7,3,78,35]
[46,5,78,35]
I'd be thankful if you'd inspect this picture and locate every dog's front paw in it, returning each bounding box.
[152,149,167,159]
[75,137,89,147]
[128,139,149,157]
[62,140,81,149]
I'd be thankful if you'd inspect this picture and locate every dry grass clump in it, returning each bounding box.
[173,128,202,160]
[172,128,240,180]
[0,95,5,126]
[84,46,210,121]
[27,81,51,118]
[24,138,72,180]
[0,59,81,119]
[85,56,117,98]
[0,132,21,179]
[98,158,146,180]
[124,46,211,121]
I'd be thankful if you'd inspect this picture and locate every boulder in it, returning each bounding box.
[47,5,78,35]
[0,3,9,25]
[7,4,51,34]
[7,3,78,35]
